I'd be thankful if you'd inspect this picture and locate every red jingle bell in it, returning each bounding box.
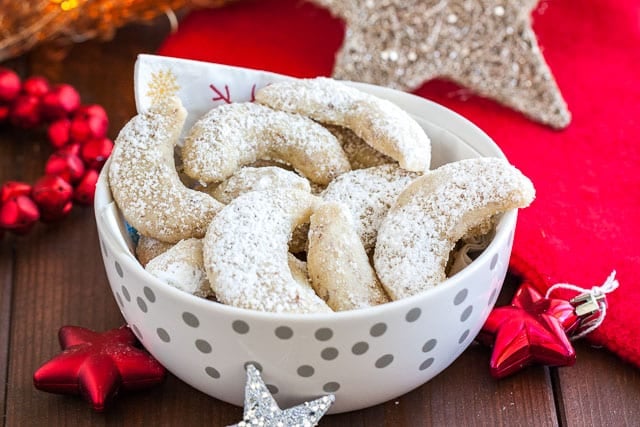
[22,76,51,98]
[70,104,109,142]
[47,118,71,148]
[31,175,74,221]
[0,195,40,234]
[81,138,113,170]
[0,67,21,103]
[58,143,81,157]
[1,181,33,203]
[10,94,41,128]
[74,170,99,205]
[45,152,85,183]
[41,84,81,120]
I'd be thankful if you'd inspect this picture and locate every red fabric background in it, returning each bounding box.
[158,0,640,367]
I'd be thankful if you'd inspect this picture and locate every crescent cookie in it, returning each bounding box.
[255,77,431,171]
[136,235,173,267]
[374,158,536,300]
[181,102,351,186]
[202,166,311,204]
[203,189,332,314]
[325,125,392,169]
[321,164,420,253]
[145,238,212,298]
[109,97,223,243]
[308,202,389,311]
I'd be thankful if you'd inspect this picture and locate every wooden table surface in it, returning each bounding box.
[1,18,639,427]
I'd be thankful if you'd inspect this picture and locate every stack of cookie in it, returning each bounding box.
[108,77,534,314]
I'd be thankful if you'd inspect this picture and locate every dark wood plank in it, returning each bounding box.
[554,341,640,426]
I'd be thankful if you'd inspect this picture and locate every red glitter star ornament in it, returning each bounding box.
[478,283,577,379]
[33,325,166,411]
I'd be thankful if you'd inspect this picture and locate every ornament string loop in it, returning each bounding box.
[545,271,619,340]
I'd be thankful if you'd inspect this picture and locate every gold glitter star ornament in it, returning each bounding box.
[313,0,571,129]
[229,364,335,427]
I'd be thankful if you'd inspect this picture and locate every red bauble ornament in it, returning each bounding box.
[33,325,166,411]
[0,70,111,237]
[41,84,81,120]
[74,170,99,205]
[478,283,577,379]
[0,67,21,102]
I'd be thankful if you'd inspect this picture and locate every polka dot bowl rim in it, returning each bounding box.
[95,60,517,414]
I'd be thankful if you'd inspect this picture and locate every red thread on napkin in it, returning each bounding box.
[158,0,640,367]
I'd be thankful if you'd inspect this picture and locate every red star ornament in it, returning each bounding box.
[478,283,577,379]
[33,325,166,411]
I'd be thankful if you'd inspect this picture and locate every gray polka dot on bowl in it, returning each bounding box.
[405,308,421,322]
[266,384,279,394]
[460,305,473,322]
[157,328,170,343]
[115,261,123,278]
[323,382,340,393]
[352,342,369,355]
[205,366,220,379]
[275,326,293,339]
[375,354,394,369]
[315,328,333,341]
[143,286,156,303]
[490,254,499,270]
[115,292,124,308]
[422,339,437,353]
[182,312,200,328]
[195,339,212,354]
[297,365,315,377]
[136,297,148,313]
[232,320,250,334]
[321,347,339,361]
[370,323,387,337]
[458,329,470,344]
[121,285,131,302]
[419,358,434,371]
[454,289,468,306]
[101,240,108,258]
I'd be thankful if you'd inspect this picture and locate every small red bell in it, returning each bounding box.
[81,138,113,170]
[41,84,81,120]
[1,181,32,203]
[71,104,109,142]
[10,94,41,128]
[74,170,99,205]
[31,175,73,221]
[48,118,72,148]
[0,195,40,234]
[45,152,85,183]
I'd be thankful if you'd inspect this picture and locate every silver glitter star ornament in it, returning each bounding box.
[229,364,335,427]
[313,0,571,129]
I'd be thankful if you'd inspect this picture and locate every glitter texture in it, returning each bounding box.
[312,0,571,129]
[230,364,335,427]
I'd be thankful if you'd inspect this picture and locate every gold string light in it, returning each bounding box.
[0,0,234,62]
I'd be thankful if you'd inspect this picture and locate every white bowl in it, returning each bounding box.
[94,58,515,414]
